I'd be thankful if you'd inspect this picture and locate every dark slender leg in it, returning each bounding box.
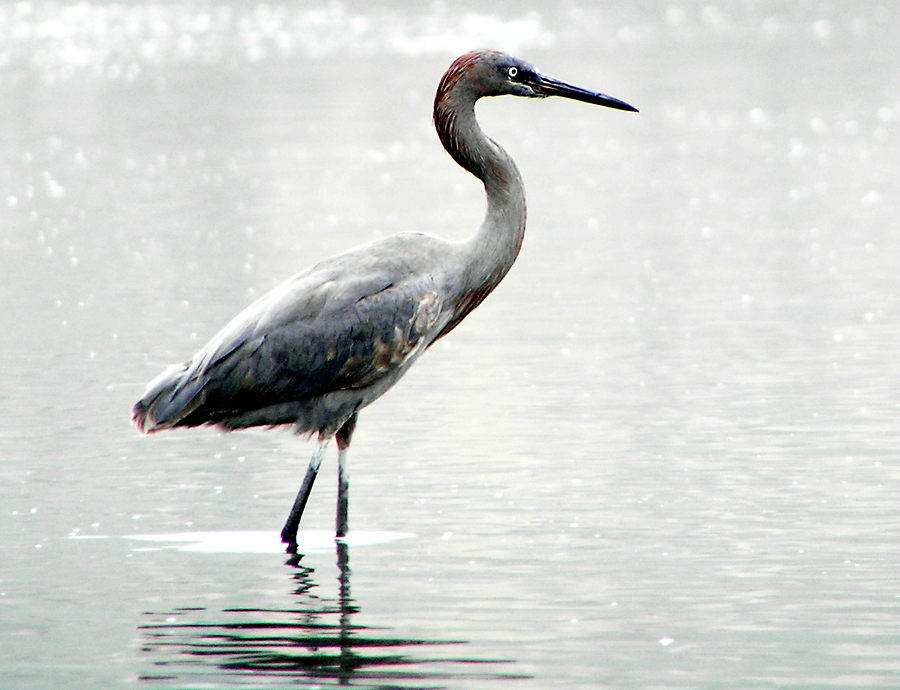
[335,414,357,538]
[281,439,328,546]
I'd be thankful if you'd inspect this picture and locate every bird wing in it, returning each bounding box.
[135,252,443,432]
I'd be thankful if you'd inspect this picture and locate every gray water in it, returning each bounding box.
[2,2,899,688]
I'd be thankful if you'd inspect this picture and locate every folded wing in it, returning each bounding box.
[133,256,442,434]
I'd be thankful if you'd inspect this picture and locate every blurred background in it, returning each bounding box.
[1,1,898,688]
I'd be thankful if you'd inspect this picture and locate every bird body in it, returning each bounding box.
[136,234,447,435]
[133,50,636,547]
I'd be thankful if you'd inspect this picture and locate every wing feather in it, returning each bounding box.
[133,251,443,433]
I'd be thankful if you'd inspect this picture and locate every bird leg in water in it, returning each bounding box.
[281,438,328,546]
[335,414,357,538]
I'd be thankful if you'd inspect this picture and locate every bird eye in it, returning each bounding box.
[507,66,518,80]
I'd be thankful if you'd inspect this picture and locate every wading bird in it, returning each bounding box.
[133,50,637,548]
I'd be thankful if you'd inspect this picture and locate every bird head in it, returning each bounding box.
[439,50,638,113]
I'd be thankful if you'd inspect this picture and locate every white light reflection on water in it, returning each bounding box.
[0,1,554,82]
[123,529,413,552]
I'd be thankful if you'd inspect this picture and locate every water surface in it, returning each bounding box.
[1,2,899,688]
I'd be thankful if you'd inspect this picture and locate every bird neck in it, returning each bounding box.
[434,89,527,296]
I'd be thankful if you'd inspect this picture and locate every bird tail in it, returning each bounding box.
[132,362,205,434]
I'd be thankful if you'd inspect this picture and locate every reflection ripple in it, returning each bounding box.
[139,543,528,688]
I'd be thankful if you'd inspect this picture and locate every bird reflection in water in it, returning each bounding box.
[139,542,528,687]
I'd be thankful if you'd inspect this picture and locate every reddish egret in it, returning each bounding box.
[133,50,637,548]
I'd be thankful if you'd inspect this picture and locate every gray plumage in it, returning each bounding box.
[135,237,445,435]
[133,49,637,548]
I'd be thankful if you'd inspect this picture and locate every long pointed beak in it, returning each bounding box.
[533,73,638,113]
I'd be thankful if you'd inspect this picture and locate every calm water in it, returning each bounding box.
[2,2,899,688]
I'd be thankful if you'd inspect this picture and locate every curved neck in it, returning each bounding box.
[434,87,527,296]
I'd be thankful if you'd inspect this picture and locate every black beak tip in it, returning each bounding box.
[603,95,639,113]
